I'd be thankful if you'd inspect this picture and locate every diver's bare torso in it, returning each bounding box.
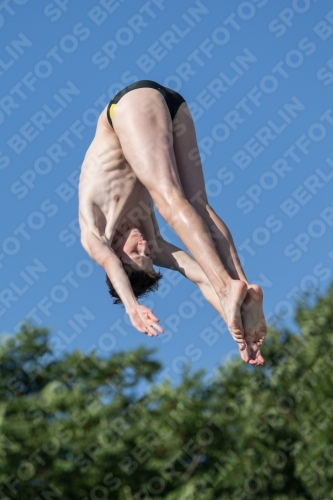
[78,107,158,250]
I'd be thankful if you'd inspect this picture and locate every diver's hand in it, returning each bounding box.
[126,305,164,337]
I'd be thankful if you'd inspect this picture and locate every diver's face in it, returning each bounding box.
[117,228,153,272]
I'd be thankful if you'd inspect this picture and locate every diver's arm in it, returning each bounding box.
[80,229,163,336]
[81,230,138,311]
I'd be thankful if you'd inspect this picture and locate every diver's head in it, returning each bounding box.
[115,228,153,272]
[107,228,162,305]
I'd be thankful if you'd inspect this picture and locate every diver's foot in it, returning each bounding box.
[219,280,249,363]
[241,284,267,366]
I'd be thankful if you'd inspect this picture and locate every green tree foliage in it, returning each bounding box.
[1,286,333,499]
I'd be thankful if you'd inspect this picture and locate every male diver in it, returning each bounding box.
[78,80,267,365]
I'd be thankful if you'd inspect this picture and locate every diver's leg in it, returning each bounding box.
[172,102,267,355]
[111,87,247,344]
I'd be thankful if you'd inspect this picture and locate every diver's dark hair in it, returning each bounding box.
[105,262,163,306]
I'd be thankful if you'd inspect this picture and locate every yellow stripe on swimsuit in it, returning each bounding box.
[109,103,116,123]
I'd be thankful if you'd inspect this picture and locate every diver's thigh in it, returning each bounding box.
[111,87,185,202]
[172,102,209,211]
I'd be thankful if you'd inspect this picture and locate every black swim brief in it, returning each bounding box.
[106,80,186,129]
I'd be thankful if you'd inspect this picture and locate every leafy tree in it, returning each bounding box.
[1,285,333,499]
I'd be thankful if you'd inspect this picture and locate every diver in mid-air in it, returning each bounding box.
[78,80,267,365]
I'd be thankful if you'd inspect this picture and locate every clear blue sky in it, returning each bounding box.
[1,0,333,389]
